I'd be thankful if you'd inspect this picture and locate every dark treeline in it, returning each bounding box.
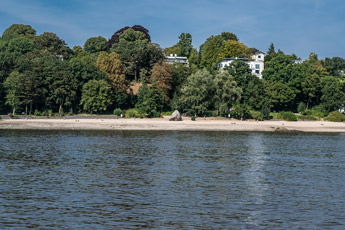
[0,24,344,120]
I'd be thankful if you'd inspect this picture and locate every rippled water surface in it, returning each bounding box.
[1,130,345,229]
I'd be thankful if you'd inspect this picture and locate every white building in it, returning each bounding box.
[218,51,265,78]
[165,54,189,67]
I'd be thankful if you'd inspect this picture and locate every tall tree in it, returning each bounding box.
[218,40,249,60]
[213,71,241,115]
[34,32,71,59]
[150,62,173,100]
[3,71,23,115]
[96,52,127,91]
[322,57,345,77]
[265,81,295,111]
[226,60,268,110]
[181,69,215,115]
[108,25,151,49]
[136,83,164,117]
[321,76,345,112]
[111,29,149,80]
[2,24,36,41]
[199,32,238,70]
[84,36,108,53]
[80,80,113,114]
[177,33,193,57]
[47,62,78,114]
[7,37,34,56]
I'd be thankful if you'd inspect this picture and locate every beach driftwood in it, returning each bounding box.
[169,110,182,121]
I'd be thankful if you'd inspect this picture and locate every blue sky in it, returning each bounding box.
[0,0,344,59]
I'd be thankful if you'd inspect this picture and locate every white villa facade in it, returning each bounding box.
[218,52,265,78]
[165,54,189,67]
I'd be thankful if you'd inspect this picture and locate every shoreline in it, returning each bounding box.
[1,118,345,133]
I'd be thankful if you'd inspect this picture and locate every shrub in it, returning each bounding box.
[298,115,318,121]
[297,102,306,113]
[250,110,264,121]
[204,110,218,117]
[125,108,140,118]
[311,105,326,118]
[278,111,297,121]
[261,106,271,120]
[191,115,196,121]
[113,108,123,116]
[231,104,251,120]
[324,111,345,122]
[161,111,173,116]
[34,109,40,116]
[302,110,312,115]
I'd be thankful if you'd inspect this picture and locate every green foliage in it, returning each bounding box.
[84,36,107,53]
[261,106,271,120]
[298,102,306,113]
[177,33,193,57]
[227,61,268,110]
[324,111,345,122]
[113,108,123,116]
[265,81,295,111]
[111,28,148,79]
[2,24,36,40]
[164,44,180,56]
[218,40,249,61]
[80,80,113,114]
[161,111,173,116]
[199,32,238,70]
[3,71,22,115]
[262,52,297,83]
[96,52,127,91]
[298,115,318,121]
[181,69,214,116]
[231,104,251,120]
[7,37,34,55]
[310,105,327,118]
[320,76,345,113]
[278,112,297,121]
[250,110,264,121]
[47,61,78,114]
[213,71,241,115]
[136,84,164,117]
[171,62,191,93]
[125,108,140,118]
[322,57,345,77]
[34,32,71,59]
[150,62,173,100]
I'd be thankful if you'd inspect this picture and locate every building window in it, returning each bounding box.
[255,64,260,69]
[255,70,260,74]
[258,55,261,59]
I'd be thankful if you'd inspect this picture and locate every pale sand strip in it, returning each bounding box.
[1,118,345,132]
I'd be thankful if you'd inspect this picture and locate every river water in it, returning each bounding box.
[1,130,345,229]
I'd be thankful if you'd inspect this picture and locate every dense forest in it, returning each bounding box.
[1,24,345,120]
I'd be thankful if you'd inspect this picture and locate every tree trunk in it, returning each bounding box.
[25,104,28,116]
[59,103,63,115]
[12,105,15,116]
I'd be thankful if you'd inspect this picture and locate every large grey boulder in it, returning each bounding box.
[169,110,182,121]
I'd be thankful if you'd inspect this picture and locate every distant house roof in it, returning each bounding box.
[253,51,265,55]
[220,58,249,62]
[164,54,189,66]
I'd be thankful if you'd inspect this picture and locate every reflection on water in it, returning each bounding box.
[1,130,345,229]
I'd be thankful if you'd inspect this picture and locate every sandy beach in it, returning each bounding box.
[1,117,345,132]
